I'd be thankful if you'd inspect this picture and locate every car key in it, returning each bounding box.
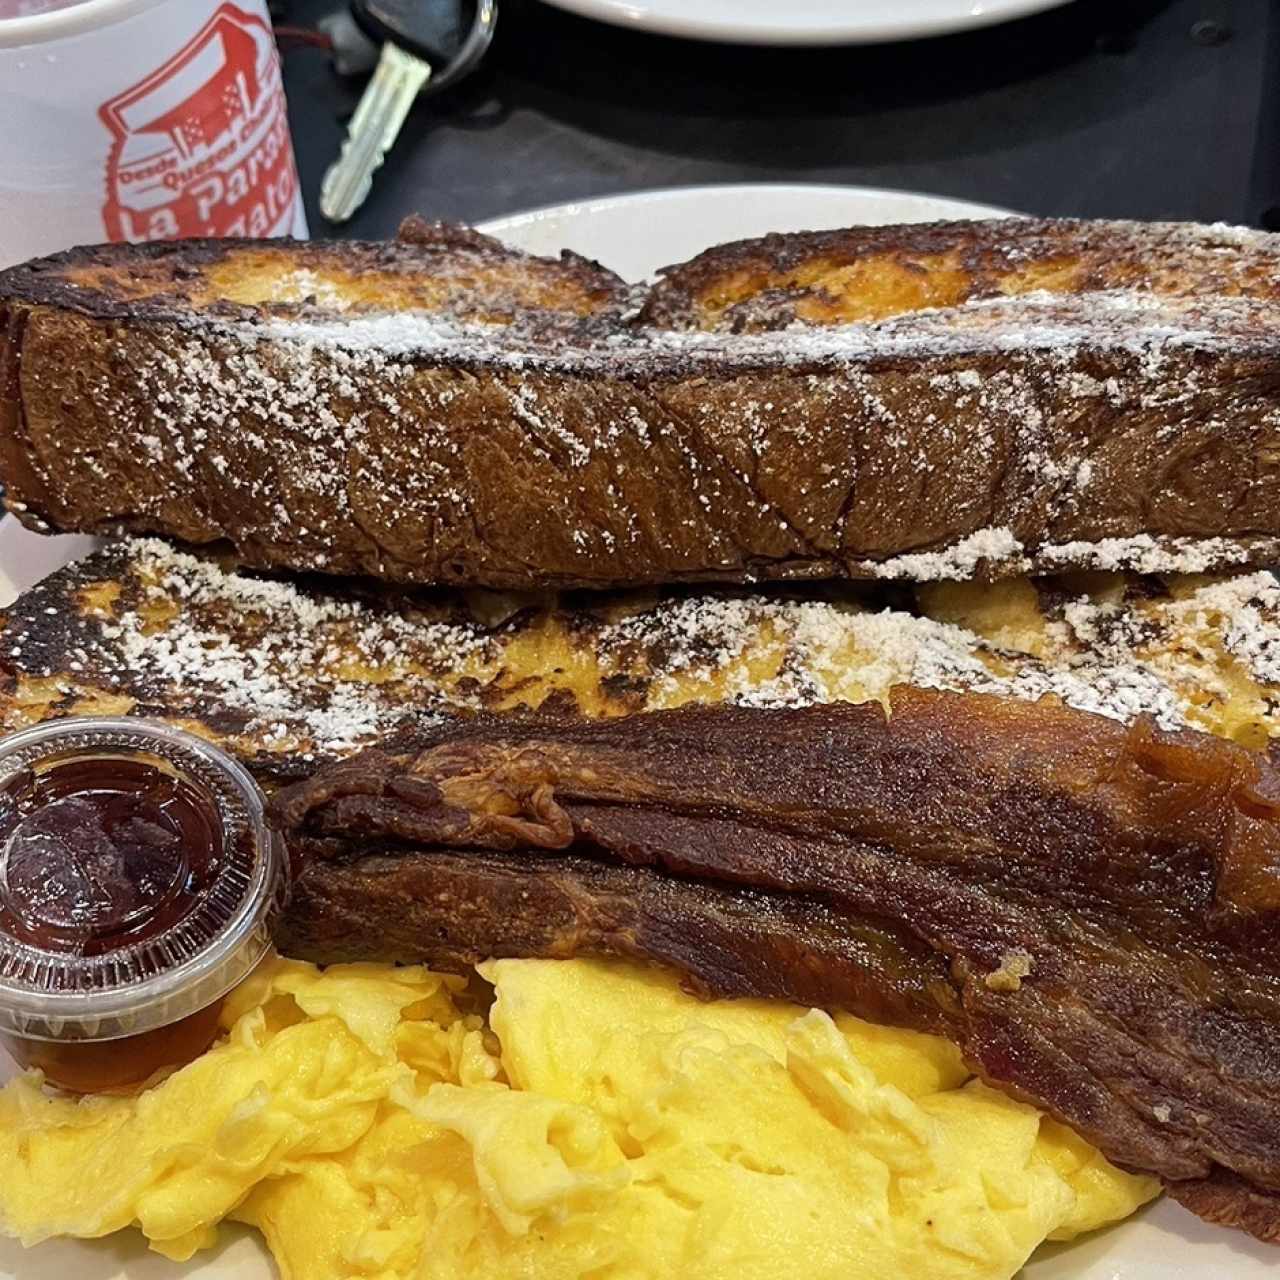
[320,0,473,223]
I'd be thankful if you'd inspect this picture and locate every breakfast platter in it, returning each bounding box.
[1,184,1279,1280]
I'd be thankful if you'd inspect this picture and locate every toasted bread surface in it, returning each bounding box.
[5,218,1280,589]
[8,218,627,324]
[3,539,1277,783]
[639,218,1280,330]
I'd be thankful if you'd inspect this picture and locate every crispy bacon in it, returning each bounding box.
[270,688,1280,1243]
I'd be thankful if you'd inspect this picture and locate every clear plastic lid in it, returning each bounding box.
[0,718,286,1042]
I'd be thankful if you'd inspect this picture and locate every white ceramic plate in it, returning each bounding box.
[477,181,1015,279]
[1,185,1274,1278]
[0,519,97,606]
[537,0,1073,46]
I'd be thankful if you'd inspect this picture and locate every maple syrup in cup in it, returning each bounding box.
[0,719,287,1094]
[0,0,307,267]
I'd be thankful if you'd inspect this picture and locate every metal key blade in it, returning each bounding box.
[320,41,432,223]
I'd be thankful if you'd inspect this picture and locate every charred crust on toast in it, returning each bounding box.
[639,217,1280,330]
[0,239,244,319]
[7,303,1280,587]
[7,534,1280,787]
[395,215,512,252]
[0,227,629,324]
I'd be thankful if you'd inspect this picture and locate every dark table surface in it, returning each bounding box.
[278,0,1274,238]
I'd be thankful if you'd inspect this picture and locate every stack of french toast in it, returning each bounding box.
[3,214,1280,1241]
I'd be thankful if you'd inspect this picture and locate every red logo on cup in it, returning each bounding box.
[99,3,300,241]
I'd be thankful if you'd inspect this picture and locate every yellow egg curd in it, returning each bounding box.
[0,955,1158,1279]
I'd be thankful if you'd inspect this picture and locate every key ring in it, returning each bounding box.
[318,0,499,222]
[428,0,497,97]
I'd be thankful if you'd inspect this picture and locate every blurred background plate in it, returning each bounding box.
[1,183,1274,1278]
[477,181,1015,278]
[535,0,1074,46]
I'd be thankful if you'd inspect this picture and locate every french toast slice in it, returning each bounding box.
[2,537,1277,783]
[5,218,1280,589]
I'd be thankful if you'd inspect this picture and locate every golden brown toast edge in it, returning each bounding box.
[0,216,628,324]
[637,217,1280,330]
[8,216,1279,335]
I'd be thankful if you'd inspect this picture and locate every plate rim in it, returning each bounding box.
[535,0,1074,46]
[476,180,1019,238]
[481,180,1018,222]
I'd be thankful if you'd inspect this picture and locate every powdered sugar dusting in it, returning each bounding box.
[860,528,1025,581]
[97,539,491,753]
[1050,569,1280,693]
[610,591,1193,728]
[1183,573,1280,684]
[1038,535,1262,574]
[30,280,1276,590]
[859,530,1280,583]
[247,288,1280,367]
[7,541,1280,758]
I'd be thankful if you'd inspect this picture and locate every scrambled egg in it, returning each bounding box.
[0,957,1158,1278]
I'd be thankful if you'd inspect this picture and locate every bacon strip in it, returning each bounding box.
[270,688,1280,1243]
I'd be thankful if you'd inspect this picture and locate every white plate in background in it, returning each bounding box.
[0,518,97,606]
[478,181,1014,279]
[1,184,1272,1278]
[537,0,1073,46]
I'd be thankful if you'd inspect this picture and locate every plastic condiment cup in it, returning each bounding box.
[0,718,287,1092]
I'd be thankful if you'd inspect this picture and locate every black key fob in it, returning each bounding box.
[351,0,468,65]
